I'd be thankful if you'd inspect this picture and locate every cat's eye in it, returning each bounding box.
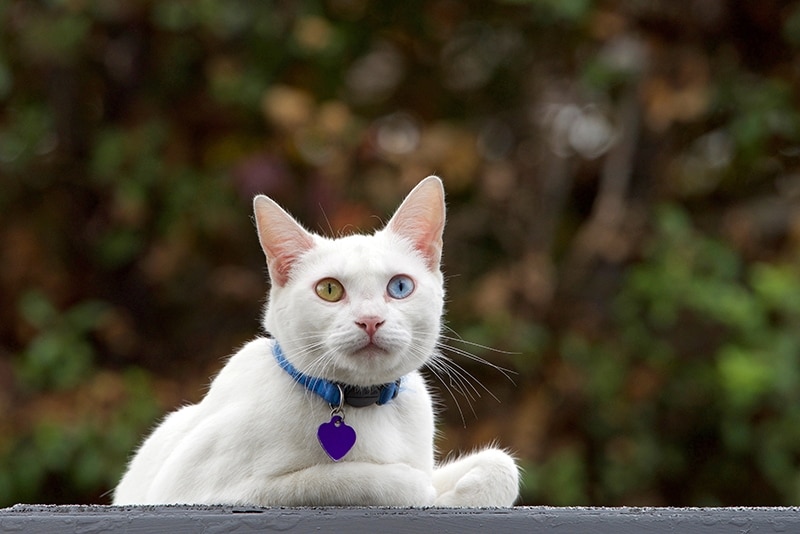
[315,278,345,302]
[387,275,415,299]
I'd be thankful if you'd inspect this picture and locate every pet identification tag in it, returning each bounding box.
[317,414,356,461]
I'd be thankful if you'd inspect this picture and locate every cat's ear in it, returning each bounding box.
[387,175,446,271]
[253,195,315,287]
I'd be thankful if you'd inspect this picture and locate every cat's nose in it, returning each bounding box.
[355,317,385,338]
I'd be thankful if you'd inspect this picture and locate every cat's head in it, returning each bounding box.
[253,176,446,386]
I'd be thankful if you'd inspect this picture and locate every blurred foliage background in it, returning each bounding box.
[2,0,800,507]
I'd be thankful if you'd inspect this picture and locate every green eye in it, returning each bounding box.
[315,278,344,302]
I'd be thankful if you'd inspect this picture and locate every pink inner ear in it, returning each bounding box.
[267,247,310,286]
[253,196,315,287]
[393,218,443,271]
[387,176,446,271]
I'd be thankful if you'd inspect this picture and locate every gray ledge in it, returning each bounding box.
[1,505,799,533]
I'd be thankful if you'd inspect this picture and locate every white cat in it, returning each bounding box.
[112,176,519,507]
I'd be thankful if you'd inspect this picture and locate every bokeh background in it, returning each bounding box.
[3,0,800,507]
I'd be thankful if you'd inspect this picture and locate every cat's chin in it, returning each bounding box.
[333,342,422,385]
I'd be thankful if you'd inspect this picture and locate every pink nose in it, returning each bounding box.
[356,317,385,338]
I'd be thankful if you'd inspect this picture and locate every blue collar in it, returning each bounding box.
[272,342,401,408]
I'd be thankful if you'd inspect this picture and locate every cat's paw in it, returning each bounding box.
[433,448,519,507]
[381,464,437,506]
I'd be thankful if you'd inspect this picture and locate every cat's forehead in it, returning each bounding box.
[302,231,425,278]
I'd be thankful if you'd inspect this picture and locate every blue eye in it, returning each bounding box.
[387,275,415,299]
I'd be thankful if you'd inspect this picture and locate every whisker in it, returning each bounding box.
[432,353,501,403]
[418,323,524,425]
[429,355,482,400]
[440,331,520,356]
[438,337,518,384]
[423,360,470,426]
[318,203,335,237]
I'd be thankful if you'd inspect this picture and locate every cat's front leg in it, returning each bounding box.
[432,448,519,507]
[257,462,437,507]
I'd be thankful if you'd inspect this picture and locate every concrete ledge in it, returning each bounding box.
[1,505,799,533]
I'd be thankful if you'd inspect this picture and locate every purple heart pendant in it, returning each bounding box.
[317,415,356,461]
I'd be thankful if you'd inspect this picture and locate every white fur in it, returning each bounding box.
[113,176,519,507]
